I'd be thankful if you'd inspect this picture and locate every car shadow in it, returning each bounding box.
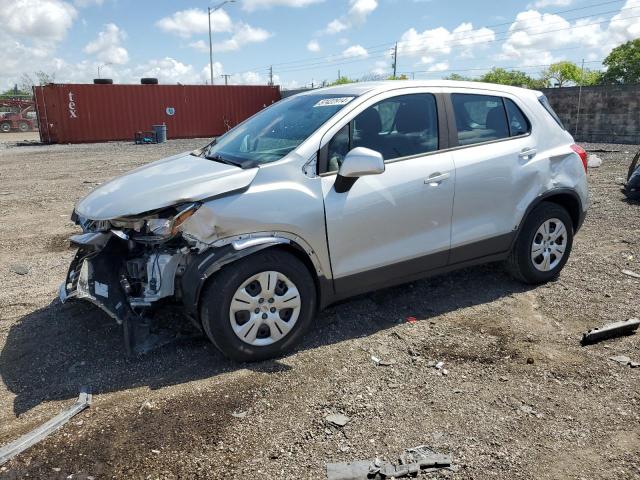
[1,262,532,416]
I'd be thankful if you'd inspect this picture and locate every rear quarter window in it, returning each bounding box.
[538,95,565,130]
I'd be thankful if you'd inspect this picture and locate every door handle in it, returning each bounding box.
[519,147,537,160]
[425,172,450,185]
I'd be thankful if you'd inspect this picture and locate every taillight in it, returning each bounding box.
[571,144,588,173]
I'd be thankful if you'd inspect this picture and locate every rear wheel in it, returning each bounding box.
[506,202,574,284]
[18,122,29,132]
[200,249,316,362]
[0,123,11,133]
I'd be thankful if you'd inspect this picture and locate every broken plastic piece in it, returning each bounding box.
[581,318,640,346]
[326,445,452,480]
[0,387,92,466]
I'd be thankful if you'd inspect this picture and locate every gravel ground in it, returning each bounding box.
[0,139,639,479]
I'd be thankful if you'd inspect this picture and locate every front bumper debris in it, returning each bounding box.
[59,232,186,355]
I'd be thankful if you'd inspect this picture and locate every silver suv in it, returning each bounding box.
[60,81,589,361]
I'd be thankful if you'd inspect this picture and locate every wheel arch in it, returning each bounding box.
[518,188,584,236]
[181,235,333,323]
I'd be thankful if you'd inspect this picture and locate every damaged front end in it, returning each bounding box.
[60,203,200,355]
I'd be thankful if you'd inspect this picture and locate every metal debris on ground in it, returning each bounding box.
[325,413,350,427]
[0,387,91,466]
[231,411,248,419]
[624,149,640,200]
[326,445,452,480]
[609,355,640,368]
[371,356,395,367]
[581,318,640,346]
[622,269,640,279]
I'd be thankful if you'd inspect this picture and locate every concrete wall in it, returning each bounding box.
[541,84,640,144]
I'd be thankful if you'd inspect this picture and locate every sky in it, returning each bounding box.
[1,0,639,91]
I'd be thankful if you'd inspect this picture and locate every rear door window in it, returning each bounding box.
[451,94,510,146]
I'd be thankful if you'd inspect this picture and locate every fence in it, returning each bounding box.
[541,84,640,145]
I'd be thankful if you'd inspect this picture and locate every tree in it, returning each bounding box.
[0,85,31,98]
[479,68,539,88]
[329,76,355,86]
[387,74,409,80]
[601,39,640,84]
[542,61,582,87]
[19,70,56,91]
[443,73,472,81]
[580,69,602,86]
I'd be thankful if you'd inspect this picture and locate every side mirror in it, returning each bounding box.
[335,147,385,193]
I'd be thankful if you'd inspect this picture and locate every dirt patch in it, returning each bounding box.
[43,233,73,253]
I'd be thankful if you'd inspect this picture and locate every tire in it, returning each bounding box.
[0,123,11,133]
[93,78,113,84]
[140,78,158,85]
[506,201,574,284]
[200,249,316,362]
[18,122,29,132]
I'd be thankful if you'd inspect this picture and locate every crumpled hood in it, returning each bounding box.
[74,151,258,220]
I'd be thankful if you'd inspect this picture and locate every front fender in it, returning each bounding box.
[180,234,332,321]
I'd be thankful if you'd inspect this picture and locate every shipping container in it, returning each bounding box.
[33,83,281,144]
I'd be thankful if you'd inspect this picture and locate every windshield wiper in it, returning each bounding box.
[205,153,242,167]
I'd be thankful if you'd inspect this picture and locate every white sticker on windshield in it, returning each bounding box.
[314,97,352,107]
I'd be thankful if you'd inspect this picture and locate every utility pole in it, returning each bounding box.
[268,66,274,86]
[221,74,231,85]
[208,1,236,86]
[338,69,341,81]
[392,42,398,78]
[575,58,585,137]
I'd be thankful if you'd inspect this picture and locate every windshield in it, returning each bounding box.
[206,94,355,167]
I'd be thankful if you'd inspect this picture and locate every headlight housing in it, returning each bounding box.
[107,203,201,240]
[145,203,199,237]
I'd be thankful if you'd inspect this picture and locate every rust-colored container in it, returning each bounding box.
[33,83,281,144]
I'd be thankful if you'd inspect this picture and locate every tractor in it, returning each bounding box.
[0,98,36,133]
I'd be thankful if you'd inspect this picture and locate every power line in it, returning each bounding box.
[239,0,628,73]
[271,11,640,75]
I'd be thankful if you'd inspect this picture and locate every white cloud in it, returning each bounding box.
[190,24,272,52]
[371,59,388,75]
[241,0,323,11]
[342,44,368,58]
[0,0,77,42]
[133,57,196,84]
[607,0,640,46]
[156,8,232,38]
[323,0,378,35]
[74,0,104,6]
[500,10,606,63]
[398,22,494,62]
[307,39,321,52]
[214,23,271,52]
[83,23,129,65]
[428,62,449,72]
[527,0,572,9]
[348,0,378,24]
[325,18,349,34]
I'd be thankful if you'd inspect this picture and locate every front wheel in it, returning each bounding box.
[506,202,574,284]
[200,249,316,362]
[0,123,11,133]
